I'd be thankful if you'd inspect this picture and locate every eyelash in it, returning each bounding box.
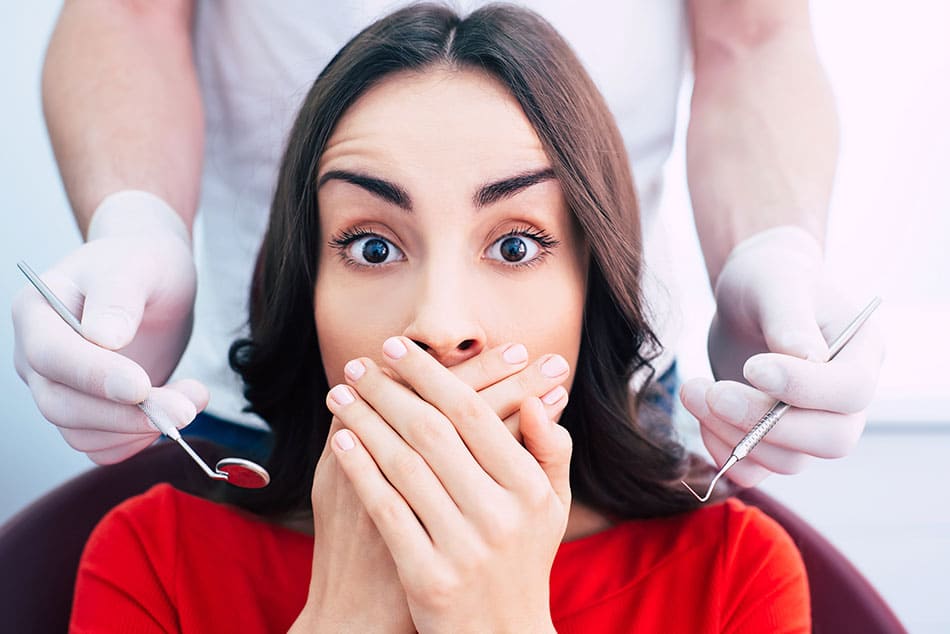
[494,225,560,269]
[326,226,383,270]
[326,224,560,270]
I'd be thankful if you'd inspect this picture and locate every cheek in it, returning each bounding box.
[489,268,586,385]
[313,276,401,385]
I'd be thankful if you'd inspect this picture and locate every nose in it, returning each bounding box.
[401,274,487,368]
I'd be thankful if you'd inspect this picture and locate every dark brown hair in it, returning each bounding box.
[229,2,719,519]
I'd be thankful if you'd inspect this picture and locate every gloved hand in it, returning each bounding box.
[679,225,885,488]
[12,190,208,464]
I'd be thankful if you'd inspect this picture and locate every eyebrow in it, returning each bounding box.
[317,167,556,212]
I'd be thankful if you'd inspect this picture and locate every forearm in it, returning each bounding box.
[42,0,203,238]
[686,9,838,287]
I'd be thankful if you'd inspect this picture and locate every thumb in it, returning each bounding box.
[79,274,149,350]
[755,284,828,362]
[520,396,572,508]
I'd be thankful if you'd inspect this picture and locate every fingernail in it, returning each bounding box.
[104,373,144,403]
[541,385,567,405]
[503,343,528,364]
[329,385,355,406]
[710,390,748,421]
[541,355,569,378]
[745,360,786,392]
[334,429,355,451]
[344,359,365,381]
[383,337,407,360]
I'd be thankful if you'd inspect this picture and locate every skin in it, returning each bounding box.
[292,68,598,632]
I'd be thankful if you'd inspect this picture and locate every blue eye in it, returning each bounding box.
[487,235,538,263]
[359,237,390,263]
[330,231,405,267]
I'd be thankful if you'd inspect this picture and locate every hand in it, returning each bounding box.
[294,341,571,632]
[681,226,885,487]
[326,337,572,633]
[291,414,417,634]
[12,191,207,464]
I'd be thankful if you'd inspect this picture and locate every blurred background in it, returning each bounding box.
[2,2,947,630]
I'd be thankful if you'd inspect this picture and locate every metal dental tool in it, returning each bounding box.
[17,261,270,489]
[682,296,882,502]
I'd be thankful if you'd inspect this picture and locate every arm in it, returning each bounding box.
[686,0,838,287]
[42,0,203,237]
[12,0,206,465]
[679,2,885,488]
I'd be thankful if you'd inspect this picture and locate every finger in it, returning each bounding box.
[752,268,828,362]
[163,379,211,415]
[143,385,203,431]
[330,428,434,571]
[375,337,540,488]
[477,354,571,422]
[696,406,811,476]
[743,316,884,413]
[26,373,158,433]
[449,342,530,391]
[86,434,158,465]
[59,427,158,453]
[31,376,203,435]
[519,397,572,509]
[501,384,570,441]
[339,361,500,515]
[14,286,151,404]
[326,384,468,541]
[680,379,812,473]
[699,380,867,458]
[73,266,150,351]
[698,428,780,488]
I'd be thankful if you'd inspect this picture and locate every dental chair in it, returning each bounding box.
[0,440,907,633]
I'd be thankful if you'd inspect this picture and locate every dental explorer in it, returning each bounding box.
[682,296,882,502]
[17,261,270,489]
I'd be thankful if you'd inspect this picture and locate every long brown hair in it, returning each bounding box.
[229,2,718,518]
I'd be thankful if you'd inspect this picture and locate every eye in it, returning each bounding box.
[329,229,405,268]
[485,228,558,267]
[489,235,537,263]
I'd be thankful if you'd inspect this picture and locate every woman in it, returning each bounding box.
[71,4,809,632]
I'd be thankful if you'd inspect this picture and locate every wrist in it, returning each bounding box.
[727,225,823,261]
[87,189,192,247]
[291,600,406,634]
[715,224,823,292]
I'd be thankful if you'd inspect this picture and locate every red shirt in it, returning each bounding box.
[70,484,809,633]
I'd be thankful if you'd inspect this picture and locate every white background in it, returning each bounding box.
[1,2,947,631]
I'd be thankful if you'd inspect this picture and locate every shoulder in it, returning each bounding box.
[551,498,809,631]
[701,498,811,631]
[88,483,288,554]
[82,484,224,574]
[74,485,311,630]
[668,497,807,582]
[91,483,228,537]
[702,497,806,571]
[686,497,798,546]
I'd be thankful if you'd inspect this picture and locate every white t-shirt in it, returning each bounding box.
[176,1,688,428]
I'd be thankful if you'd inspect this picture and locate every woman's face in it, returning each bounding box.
[314,67,588,399]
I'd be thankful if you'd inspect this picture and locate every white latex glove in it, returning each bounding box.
[12,191,208,464]
[679,225,885,488]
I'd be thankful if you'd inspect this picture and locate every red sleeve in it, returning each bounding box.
[69,484,183,633]
[718,500,811,634]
